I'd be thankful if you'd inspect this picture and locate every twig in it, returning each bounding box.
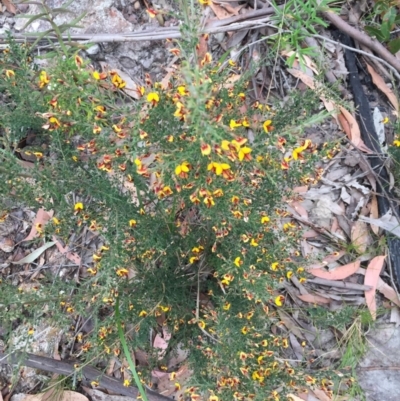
[0,352,172,401]
[358,365,400,371]
[321,11,400,74]
[307,277,372,291]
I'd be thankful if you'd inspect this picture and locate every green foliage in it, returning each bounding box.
[364,0,400,54]
[0,32,340,401]
[270,0,339,67]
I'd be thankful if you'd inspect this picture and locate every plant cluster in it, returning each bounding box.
[0,25,343,401]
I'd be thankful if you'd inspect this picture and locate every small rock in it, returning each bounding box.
[86,44,100,56]
[133,1,141,9]
[0,23,11,35]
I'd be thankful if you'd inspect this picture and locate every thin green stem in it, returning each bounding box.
[115,297,149,401]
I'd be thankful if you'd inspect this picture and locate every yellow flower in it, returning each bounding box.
[147,92,159,104]
[250,238,258,247]
[198,0,210,5]
[116,268,129,277]
[198,320,206,329]
[223,302,231,310]
[229,119,242,130]
[241,326,248,335]
[382,116,389,124]
[274,295,285,307]
[221,140,231,151]
[207,162,231,176]
[39,71,50,88]
[393,139,400,147]
[271,262,279,271]
[139,310,148,317]
[261,216,270,224]
[190,256,199,264]
[123,379,130,387]
[208,396,219,401]
[74,202,84,212]
[175,161,191,177]
[237,146,252,161]
[286,271,293,279]
[263,120,273,133]
[234,256,242,267]
[110,72,126,89]
[177,85,188,96]
[5,69,15,78]
[129,219,137,227]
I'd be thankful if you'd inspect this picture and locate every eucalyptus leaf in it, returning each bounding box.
[12,241,56,265]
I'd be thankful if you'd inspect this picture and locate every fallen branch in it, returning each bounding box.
[322,11,400,73]
[307,278,372,291]
[0,352,172,401]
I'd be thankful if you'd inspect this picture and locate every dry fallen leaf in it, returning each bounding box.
[53,235,81,265]
[23,208,53,242]
[287,68,338,121]
[209,2,234,19]
[308,260,360,280]
[350,220,372,254]
[307,250,346,269]
[288,394,307,401]
[338,106,372,153]
[153,327,171,359]
[377,277,400,307]
[359,211,400,239]
[2,0,16,14]
[297,293,330,305]
[364,255,386,319]
[17,391,89,401]
[311,388,332,401]
[366,63,399,115]
[369,195,380,235]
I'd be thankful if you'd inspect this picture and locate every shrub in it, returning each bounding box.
[0,31,336,399]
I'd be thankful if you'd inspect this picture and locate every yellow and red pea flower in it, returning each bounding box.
[5,69,15,78]
[229,119,242,130]
[175,161,191,178]
[110,71,126,89]
[146,8,158,18]
[207,161,231,176]
[234,256,243,267]
[263,120,273,133]
[75,55,84,68]
[74,202,84,212]
[92,70,107,80]
[39,71,50,88]
[147,91,160,106]
[274,295,285,307]
[169,48,181,56]
[201,143,212,156]
[116,268,129,277]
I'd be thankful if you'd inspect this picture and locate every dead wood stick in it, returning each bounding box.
[0,352,172,401]
[321,11,400,73]
[205,5,277,29]
[307,278,372,291]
